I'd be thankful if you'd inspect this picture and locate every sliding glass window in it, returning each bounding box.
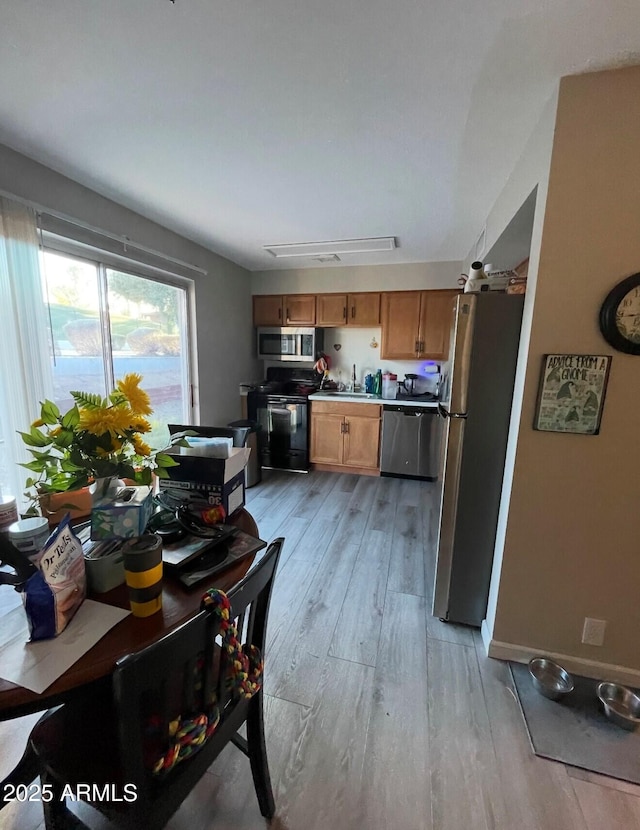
[41,249,192,450]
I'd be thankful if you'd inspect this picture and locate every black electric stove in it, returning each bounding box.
[247,368,321,472]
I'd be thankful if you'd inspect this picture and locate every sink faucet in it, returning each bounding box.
[351,364,357,391]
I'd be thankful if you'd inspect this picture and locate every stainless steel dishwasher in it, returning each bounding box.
[380,405,443,480]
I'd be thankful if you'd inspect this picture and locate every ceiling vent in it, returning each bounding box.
[263,237,396,258]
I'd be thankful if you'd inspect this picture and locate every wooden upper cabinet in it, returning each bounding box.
[253,294,316,326]
[419,290,458,361]
[316,294,348,326]
[284,294,316,325]
[348,292,380,326]
[253,295,284,326]
[380,291,423,359]
[381,289,458,360]
[316,292,381,327]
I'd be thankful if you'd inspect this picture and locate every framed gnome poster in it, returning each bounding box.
[533,354,611,435]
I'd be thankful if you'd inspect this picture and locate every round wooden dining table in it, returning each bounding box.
[0,508,261,722]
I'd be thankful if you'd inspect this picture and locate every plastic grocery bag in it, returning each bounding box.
[22,515,86,641]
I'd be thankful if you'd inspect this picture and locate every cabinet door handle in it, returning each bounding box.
[351,306,355,319]
[286,307,290,322]
[415,339,419,353]
[340,421,345,434]
[343,307,347,321]
[344,420,349,434]
[278,307,282,320]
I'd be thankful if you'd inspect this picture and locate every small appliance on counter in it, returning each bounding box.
[395,368,441,402]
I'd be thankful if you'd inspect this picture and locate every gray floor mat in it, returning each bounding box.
[510,661,640,784]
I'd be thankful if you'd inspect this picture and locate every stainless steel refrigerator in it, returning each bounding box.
[432,292,524,626]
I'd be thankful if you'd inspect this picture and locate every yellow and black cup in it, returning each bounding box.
[121,534,163,617]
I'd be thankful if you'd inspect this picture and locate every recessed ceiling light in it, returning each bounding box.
[263,237,396,258]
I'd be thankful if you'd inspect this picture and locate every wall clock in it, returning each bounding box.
[599,273,640,354]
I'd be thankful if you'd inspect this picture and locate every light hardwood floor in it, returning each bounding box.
[2,470,640,829]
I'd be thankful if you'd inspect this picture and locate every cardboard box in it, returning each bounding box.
[165,446,250,486]
[160,445,250,517]
[90,486,154,541]
[158,471,245,517]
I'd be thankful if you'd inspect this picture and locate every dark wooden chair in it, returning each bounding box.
[168,423,251,448]
[27,537,284,830]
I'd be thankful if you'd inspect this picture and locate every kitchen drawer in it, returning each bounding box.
[311,401,382,418]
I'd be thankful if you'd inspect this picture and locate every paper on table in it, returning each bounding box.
[0,600,130,695]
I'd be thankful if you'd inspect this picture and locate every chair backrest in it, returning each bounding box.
[168,423,251,448]
[111,537,284,827]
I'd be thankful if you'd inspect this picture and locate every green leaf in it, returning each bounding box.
[109,390,127,406]
[70,390,105,410]
[155,467,170,479]
[18,429,50,448]
[135,467,153,485]
[119,463,137,480]
[61,406,80,430]
[19,458,48,473]
[55,428,75,448]
[28,448,53,461]
[60,457,83,473]
[40,400,60,425]
[155,452,180,468]
[30,426,51,447]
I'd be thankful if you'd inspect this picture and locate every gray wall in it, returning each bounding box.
[0,143,258,426]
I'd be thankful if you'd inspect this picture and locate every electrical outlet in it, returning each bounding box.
[582,617,607,646]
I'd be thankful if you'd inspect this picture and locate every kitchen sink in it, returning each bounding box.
[315,391,380,399]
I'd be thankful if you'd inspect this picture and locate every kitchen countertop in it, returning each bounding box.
[309,393,440,409]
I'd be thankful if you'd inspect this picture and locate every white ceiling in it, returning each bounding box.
[1,1,639,272]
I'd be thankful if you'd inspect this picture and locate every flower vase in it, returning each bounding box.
[39,487,92,527]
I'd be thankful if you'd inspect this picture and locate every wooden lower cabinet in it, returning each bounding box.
[310,402,381,472]
[343,415,381,468]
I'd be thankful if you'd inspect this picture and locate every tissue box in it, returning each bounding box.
[90,485,154,541]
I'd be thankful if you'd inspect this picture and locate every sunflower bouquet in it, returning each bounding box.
[20,373,178,515]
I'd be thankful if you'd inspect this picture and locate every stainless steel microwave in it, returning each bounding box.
[256,327,324,362]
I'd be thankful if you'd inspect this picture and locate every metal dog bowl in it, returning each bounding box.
[528,657,574,701]
[597,682,640,731]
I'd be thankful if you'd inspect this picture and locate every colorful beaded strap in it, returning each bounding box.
[150,588,263,776]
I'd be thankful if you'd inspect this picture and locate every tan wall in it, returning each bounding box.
[251,260,461,294]
[489,66,640,671]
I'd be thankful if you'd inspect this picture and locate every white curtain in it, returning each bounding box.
[0,196,54,508]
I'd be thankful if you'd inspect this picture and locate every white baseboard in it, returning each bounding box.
[481,633,640,687]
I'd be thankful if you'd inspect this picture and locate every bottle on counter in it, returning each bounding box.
[381,372,398,400]
[373,369,382,397]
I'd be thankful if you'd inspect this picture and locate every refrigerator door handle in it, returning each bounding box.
[448,295,476,415]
